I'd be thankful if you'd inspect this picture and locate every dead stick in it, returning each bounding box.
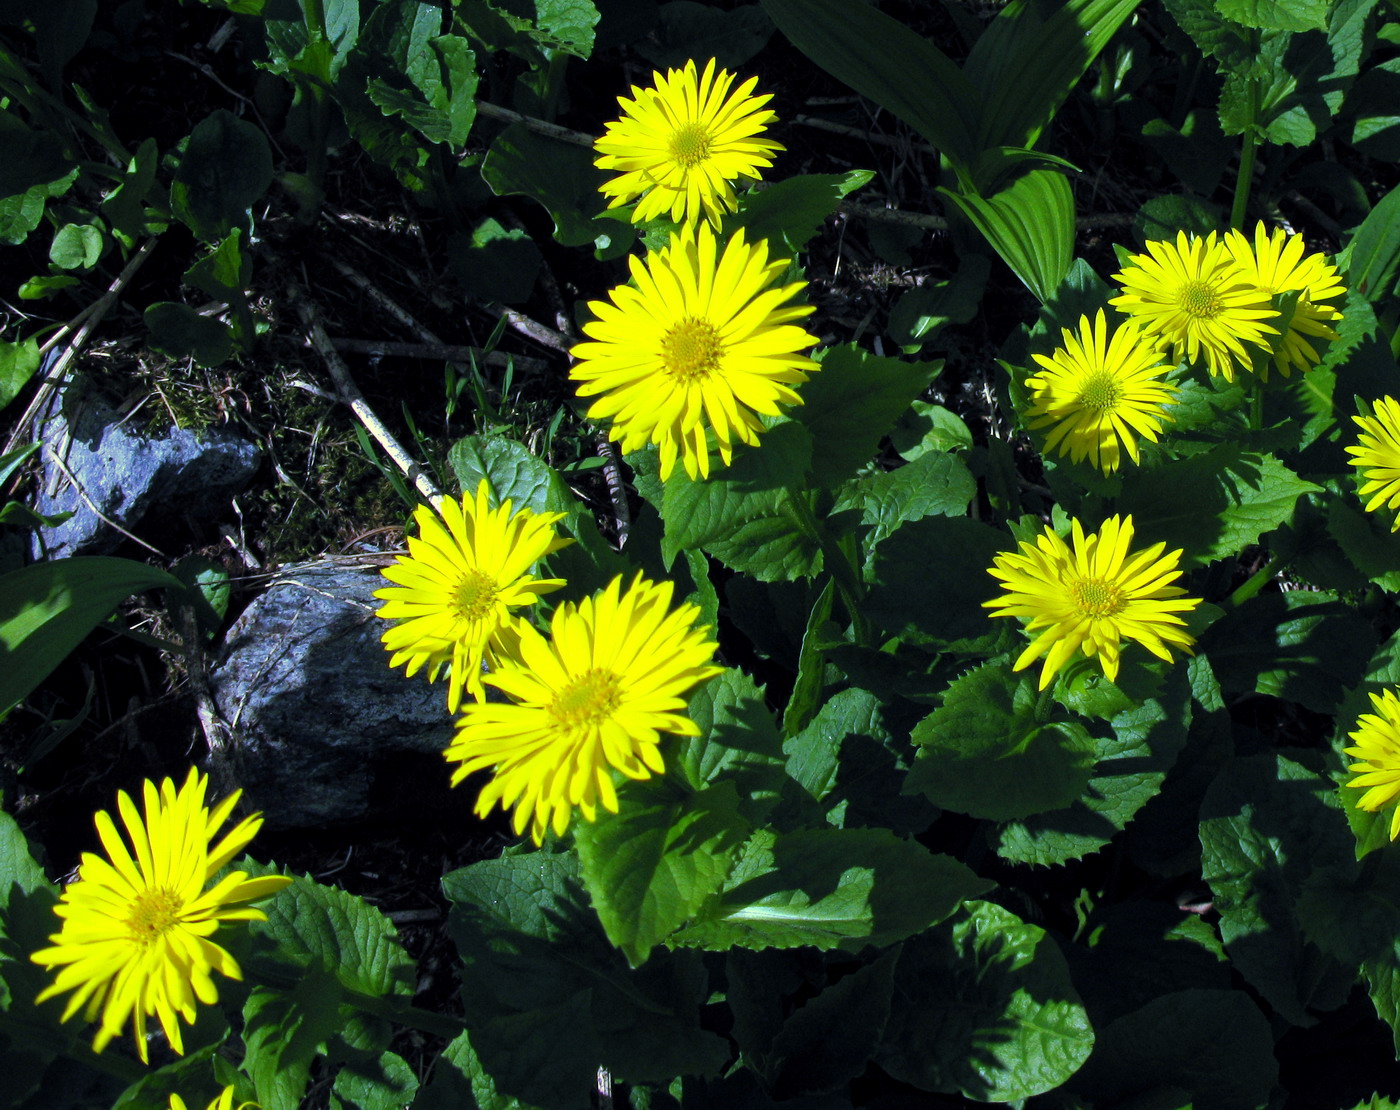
[476,101,595,148]
[325,337,548,373]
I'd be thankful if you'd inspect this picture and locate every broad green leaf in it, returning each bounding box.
[789,345,942,488]
[1217,31,1317,146]
[48,223,102,270]
[0,115,73,200]
[368,34,478,147]
[0,808,45,907]
[331,1050,419,1110]
[1339,179,1400,301]
[170,109,273,241]
[1200,754,1355,1025]
[964,0,1140,153]
[907,663,1097,821]
[784,687,885,803]
[1349,57,1400,162]
[447,218,541,303]
[100,137,160,239]
[636,1,772,69]
[1070,990,1277,1110]
[575,778,749,966]
[864,516,1010,650]
[251,869,415,998]
[833,452,975,549]
[411,1030,546,1110]
[143,302,233,367]
[532,0,601,57]
[0,338,39,412]
[760,0,978,174]
[995,666,1193,865]
[941,167,1074,303]
[890,401,972,459]
[0,557,179,715]
[1216,0,1330,30]
[1160,0,1252,66]
[887,256,990,349]
[1197,590,1375,714]
[781,577,833,737]
[724,171,873,254]
[676,667,786,823]
[244,973,345,1110]
[1117,445,1320,568]
[1295,834,1400,970]
[481,122,607,247]
[876,900,1095,1102]
[1139,113,1233,198]
[447,434,578,515]
[184,229,251,303]
[673,827,990,951]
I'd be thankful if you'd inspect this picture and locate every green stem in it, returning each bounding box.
[0,1009,147,1082]
[1249,379,1264,431]
[781,487,871,647]
[1227,551,1289,608]
[1229,35,1261,231]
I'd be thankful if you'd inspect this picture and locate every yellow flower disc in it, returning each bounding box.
[445,573,723,843]
[375,480,573,712]
[31,769,290,1062]
[983,514,1201,689]
[594,57,783,226]
[570,222,819,482]
[1347,396,1400,531]
[1109,229,1279,381]
[1025,309,1178,474]
[1345,688,1400,841]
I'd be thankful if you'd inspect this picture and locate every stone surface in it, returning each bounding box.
[210,560,457,828]
[31,375,261,558]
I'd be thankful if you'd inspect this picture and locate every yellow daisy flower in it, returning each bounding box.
[375,480,572,712]
[170,1088,257,1110]
[1025,309,1179,474]
[30,769,290,1063]
[1345,688,1400,841]
[984,514,1201,690]
[1224,222,1344,380]
[1346,397,1400,532]
[445,573,723,843]
[594,57,783,226]
[1110,230,1279,381]
[570,222,819,482]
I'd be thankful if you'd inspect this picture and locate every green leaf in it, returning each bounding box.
[0,338,40,412]
[1198,590,1375,714]
[244,972,345,1110]
[963,0,1140,152]
[1138,113,1232,198]
[411,1030,546,1110]
[367,33,478,146]
[677,667,787,824]
[48,223,102,270]
[167,555,232,642]
[184,229,251,303]
[780,577,834,737]
[760,0,978,174]
[907,663,1097,820]
[1339,179,1400,302]
[331,1051,419,1110]
[636,1,773,69]
[1161,0,1252,66]
[888,256,990,349]
[1117,445,1320,568]
[447,218,541,304]
[0,807,46,907]
[532,0,601,57]
[673,827,990,951]
[1200,754,1355,1025]
[575,777,749,966]
[447,435,577,516]
[0,557,178,715]
[995,665,1193,865]
[783,686,883,804]
[864,516,1010,649]
[99,137,160,240]
[1071,990,1277,1110]
[252,870,416,998]
[481,122,606,247]
[876,900,1095,1102]
[170,109,273,241]
[1216,0,1330,30]
[890,401,972,459]
[789,345,942,488]
[0,115,74,200]
[833,452,975,549]
[143,302,234,367]
[941,167,1074,303]
[723,171,873,254]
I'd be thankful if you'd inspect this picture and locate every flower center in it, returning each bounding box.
[453,569,498,623]
[667,123,713,168]
[1178,279,1222,319]
[661,318,724,382]
[1078,372,1121,412]
[550,668,622,730]
[1071,576,1126,619]
[125,887,183,945]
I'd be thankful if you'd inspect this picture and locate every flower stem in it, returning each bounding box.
[1229,34,1262,231]
[1227,551,1288,608]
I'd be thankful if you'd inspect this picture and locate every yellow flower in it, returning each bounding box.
[1346,397,1400,532]
[1223,222,1344,380]
[445,573,723,843]
[375,480,572,712]
[1025,309,1178,474]
[1110,230,1278,381]
[31,769,290,1063]
[983,515,1200,690]
[170,1088,257,1110]
[1345,688,1400,841]
[570,222,819,481]
[594,57,783,226]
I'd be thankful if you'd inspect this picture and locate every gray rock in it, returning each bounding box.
[31,375,261,558]
[210,560,458,828]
